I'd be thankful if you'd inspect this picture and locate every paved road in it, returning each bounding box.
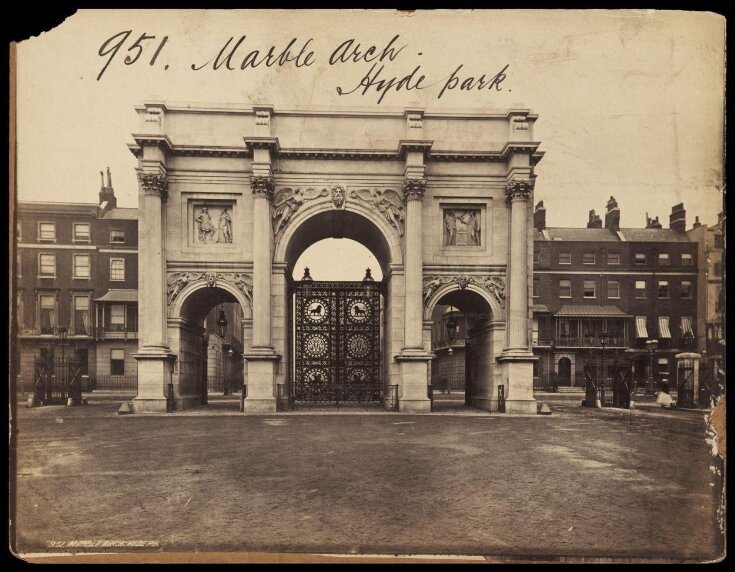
[12,398,724,562]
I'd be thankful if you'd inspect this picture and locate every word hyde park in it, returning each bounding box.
[97,32,510,103]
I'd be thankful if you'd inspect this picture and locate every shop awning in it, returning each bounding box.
[635,316,648,338]
[681,316,694,336]
[95,289,138,303]
[658,316,671,339]
[555,305,631,318]
[532,304,549,313]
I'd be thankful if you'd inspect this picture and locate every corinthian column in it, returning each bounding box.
[242,173,278,413]
[250,175,274,349]
[395,176,432,413]
[138,173,168,349]
[505,179,533,351]
[403,177,427,349]
[133,170,173,413]
[497,178,537,415]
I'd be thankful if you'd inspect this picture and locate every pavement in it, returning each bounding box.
[11,393,725,563]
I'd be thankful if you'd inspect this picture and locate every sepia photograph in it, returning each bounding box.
[9,8,726,564]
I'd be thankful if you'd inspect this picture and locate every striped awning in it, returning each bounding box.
[635,316,648,338]
[681,316,694,336]
[658,316,671,339]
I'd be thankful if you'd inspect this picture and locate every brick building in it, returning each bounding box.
[532,198,700,389]
[16,170,139,389]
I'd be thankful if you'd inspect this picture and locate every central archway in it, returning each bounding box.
[273,203,403,410]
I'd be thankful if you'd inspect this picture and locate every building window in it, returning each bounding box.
[558,252,571,265]
[657,358,669,375]
[607,252,620,265]
[583,252,596,265]
[110,229,126,244]
[16,291,23,329]
[635,280,647,299]
[583,280,596,298]
[38,222,56,241]
[681,280,693,299]
[713,262,722,277]
[533,278,540,298]
[73,295,90,335]
[110,258,125,281]
[39,253,56,277]
[559,279,572,298]
[635,252,646,265]
[39,294,55,334]
[73,254,90,279]
[714,234,724,248]
[681,253,693,266]
[110,305,125,331]
[658,253,670,266]
[658,280,670,299]
[607,280,620,299]
[110,349,125,375]
[17,252,21,278]
[73,223,91,242]
[17,221,22,241]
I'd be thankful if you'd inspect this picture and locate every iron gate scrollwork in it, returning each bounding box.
[294,281,382,404]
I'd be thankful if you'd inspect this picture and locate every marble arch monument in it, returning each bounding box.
[129,102,543,414]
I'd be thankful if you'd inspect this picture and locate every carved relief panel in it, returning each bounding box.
[187,201,236,247]
[442,208,482,246]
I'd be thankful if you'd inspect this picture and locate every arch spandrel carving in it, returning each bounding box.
[422,274,506,322]
[167,271,253,319]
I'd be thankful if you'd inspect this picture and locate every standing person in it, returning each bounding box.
[195,207,215,242]
[444,210,457,245]
[468,210,481,245]
[217,208,233,243]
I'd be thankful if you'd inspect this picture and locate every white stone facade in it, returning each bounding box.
[130,102,542,414]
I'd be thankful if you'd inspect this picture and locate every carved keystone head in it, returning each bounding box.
[205,273,217,288]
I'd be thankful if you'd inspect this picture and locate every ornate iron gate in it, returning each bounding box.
[293,280,381,404]
[32,357,83,406]
[677,363,695,408]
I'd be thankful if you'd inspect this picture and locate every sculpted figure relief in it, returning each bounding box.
[444,208,481,246]
[272,187,329,236]
[194,205,234,244]
[350,188,405,236]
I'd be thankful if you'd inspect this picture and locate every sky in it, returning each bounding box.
[16,9,725,239]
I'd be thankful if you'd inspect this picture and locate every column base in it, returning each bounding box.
[132,397,168,413]
[395,350,433,413]
[504,399,539,415]
[399,398,432,413]
[497,351,537,414]
[243,398,277,414]
[243,349,280,414]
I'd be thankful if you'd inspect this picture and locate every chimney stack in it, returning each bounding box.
[98,166,117,211]
[669,203,686,233]
[646,213,662,229]
[604,196,620,232]
[587,209,602,228]
[534,201,546,231]
[692,216,702,229]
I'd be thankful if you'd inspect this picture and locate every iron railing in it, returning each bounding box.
[427,384,434,412]
[385,384,399,411]
[535,337,627,348]
[90,374,138,391]
[95,329,138,340]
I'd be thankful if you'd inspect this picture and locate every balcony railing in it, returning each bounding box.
[533,337,628,348]
[431,338,467,351]
[96,329,138,340]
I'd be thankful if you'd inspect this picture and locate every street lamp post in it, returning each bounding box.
[599,332,609,408]
[548,339,556,392]
[216,306,229,395]
[646,338,659,393]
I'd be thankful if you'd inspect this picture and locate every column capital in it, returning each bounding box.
[403,178,427,202]
[250,175,275,200]
[137,172,168,200]
[505,179,534,206]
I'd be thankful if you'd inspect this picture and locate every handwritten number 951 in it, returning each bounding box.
[97,31,169,81]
